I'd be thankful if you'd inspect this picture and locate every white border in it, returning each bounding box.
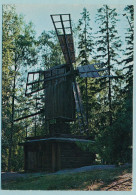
[0,0,135,195]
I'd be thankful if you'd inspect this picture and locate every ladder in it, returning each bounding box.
[72,81,88,134]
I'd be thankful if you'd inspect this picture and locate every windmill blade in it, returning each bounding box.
[77,64,100,78]
[25,64,70,96]
[72,82,87,133]
[51,14,75,66]
[25,71,45,96]
[77,64,111,78]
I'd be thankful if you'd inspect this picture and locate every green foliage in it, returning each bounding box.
[77,7,94,64]
[122,5,134,90]
[95,5,122,122]
[95,91,132,164]
[77,8,94,64]
[75,5,133,165]
[2,4,37,171]
[76,8,97,135]
[38,30,65,69]
[76,141,95,152]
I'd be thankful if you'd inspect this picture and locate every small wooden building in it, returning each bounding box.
[20,137,95,172]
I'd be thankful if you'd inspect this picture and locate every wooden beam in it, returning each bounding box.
[14,109,44,122]
[27,71,71,86]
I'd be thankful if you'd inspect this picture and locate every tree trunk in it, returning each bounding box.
[85,77,89,132]
[8,65,17,171]
[84,10,89,134]
[106,6,112,126]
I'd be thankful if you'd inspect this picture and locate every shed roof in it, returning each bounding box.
[19,137,95,145]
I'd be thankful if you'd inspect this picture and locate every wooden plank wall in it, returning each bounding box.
[60,142,95,169]
[24,142,52,172]
[24,141,95,172]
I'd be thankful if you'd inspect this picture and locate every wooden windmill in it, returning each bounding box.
[22,14,110,136]
[17,14,112,172]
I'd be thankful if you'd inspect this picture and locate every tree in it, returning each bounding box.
[123,5,134,93]
[38,30,65,69]
[77,8,95,134]
[2,5,37,171]
[93,5,133,164]
[95,5,122,126]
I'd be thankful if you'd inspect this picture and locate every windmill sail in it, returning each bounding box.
[51,14,75,66]
[25,71,45,96]
[77,64,111,78]
[77,64,100,78]
[72,82,87,133]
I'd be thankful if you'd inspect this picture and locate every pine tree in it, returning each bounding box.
[123,5,134,93]
[77,8,95,133]
[95,5,122,127]
[94,5,128,164]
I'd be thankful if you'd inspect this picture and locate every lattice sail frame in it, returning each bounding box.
[25,64,69,96]
[51,14,75,65]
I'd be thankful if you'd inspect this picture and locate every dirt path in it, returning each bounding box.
[85,172,132,191]
[1,164,131,186]
[1,172,30,181]
[1,165,116,182]
[101,173,132,191]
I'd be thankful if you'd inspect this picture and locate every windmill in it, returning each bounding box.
[18,14,110,136]
[16,14,115,172]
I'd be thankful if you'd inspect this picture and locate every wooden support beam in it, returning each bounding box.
[14,109,44,122]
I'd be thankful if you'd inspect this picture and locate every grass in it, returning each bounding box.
[2,166,132,190]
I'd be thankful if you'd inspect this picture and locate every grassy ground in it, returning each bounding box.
[2,166,132,190]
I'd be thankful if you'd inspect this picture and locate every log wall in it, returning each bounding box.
[23,140,95,172]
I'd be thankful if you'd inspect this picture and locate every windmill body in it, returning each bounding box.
[44,65,75,121]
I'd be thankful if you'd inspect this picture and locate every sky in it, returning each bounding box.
[15,4,129,41]
[15,3,131,73]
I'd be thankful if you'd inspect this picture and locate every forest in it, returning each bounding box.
[2,4,133,172]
